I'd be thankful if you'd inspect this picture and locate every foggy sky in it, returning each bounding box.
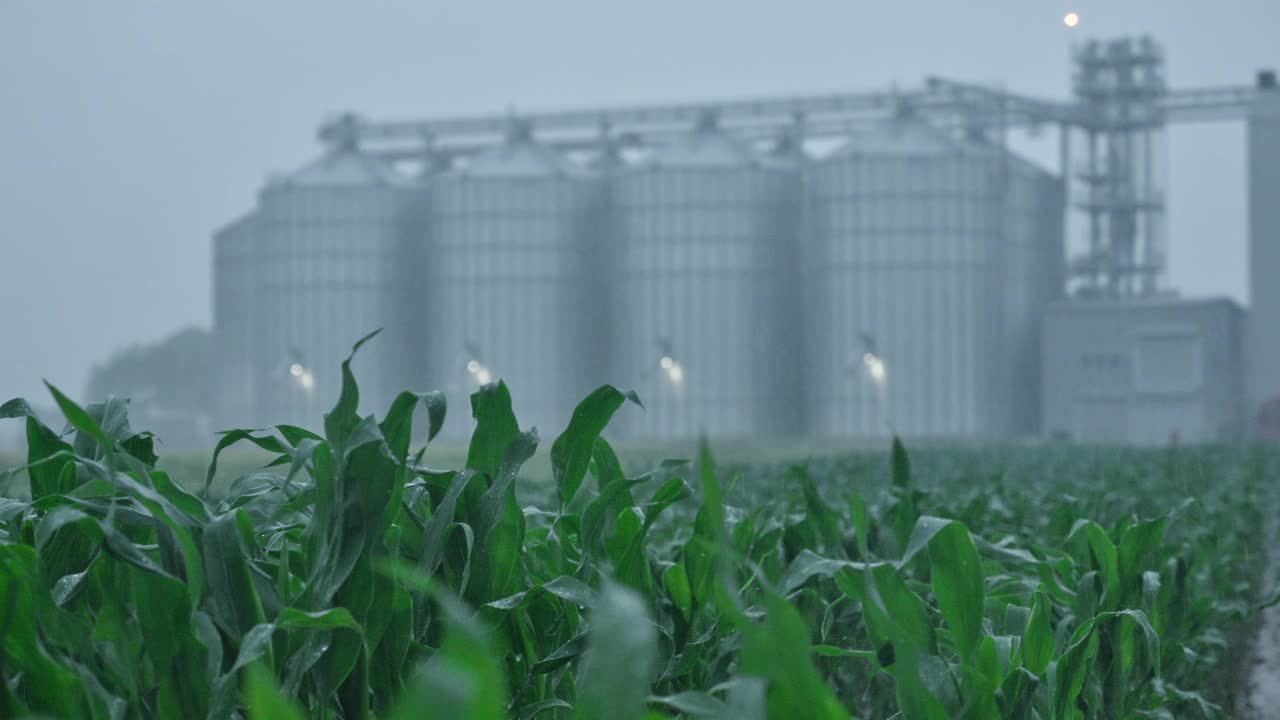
[1,1,1277,405]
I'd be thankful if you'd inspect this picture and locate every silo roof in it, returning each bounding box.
[213,212,258,253]
[1001,146,1058,180]
[213,211,256,240]
[461,139,581,178]
[647,127,761,168]
[828,119,1059,178]
[830,118,966,157]
[277,146,410,188]
[759,131,808,170]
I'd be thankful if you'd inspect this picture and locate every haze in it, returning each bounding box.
[1,1,1276,403]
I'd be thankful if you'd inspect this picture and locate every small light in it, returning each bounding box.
[290,363,304,377]
[666,364,684,384]
[1063,12,1079,28]
[869,362,886,382]
[467,360,481,373]
[863,352,887,384]
[476,368,493,385]
[659,356,674,370]
[299,371,315,391]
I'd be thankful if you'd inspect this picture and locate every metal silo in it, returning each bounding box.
[426,121,604,439]
[252,117,415,426]
[1001,151,1066,435]
[1248,76,1280,421]
[611,112,802,440]
[804,118,1005,439]
[212,212,258,429]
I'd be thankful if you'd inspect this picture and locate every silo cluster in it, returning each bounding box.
[213,113,1063,441]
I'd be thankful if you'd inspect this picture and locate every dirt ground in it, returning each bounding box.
[1246,514,1280,718]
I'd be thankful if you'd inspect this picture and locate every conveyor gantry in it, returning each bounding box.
[315,35,1268,299]
[319,80,1258,159]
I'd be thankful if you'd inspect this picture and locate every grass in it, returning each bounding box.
[0,338,1272,718]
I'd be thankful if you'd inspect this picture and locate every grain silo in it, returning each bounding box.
[804,117,1062,439]
[1001,149,1066,435]
[425,121,605,439]
[211,212,258,429]
[611,112,802,439]
[1248,73,1280,427]
[252,117,415,426]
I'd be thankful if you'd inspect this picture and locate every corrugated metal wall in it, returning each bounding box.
[426,131,604,439]
[802,122,1063,439]
[211,213,258,429]
[805,127,986,437]
[251,145,414,426]
[1004,157,1067,435]
[213,116,1065,441]
[610,120,802,439]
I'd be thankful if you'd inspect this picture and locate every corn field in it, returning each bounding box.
[0,334,1272,719]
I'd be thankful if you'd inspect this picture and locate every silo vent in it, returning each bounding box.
[325,113,361,152]
[505,118,534,144]
[1259,69,1277,91]
[694,108,720,132]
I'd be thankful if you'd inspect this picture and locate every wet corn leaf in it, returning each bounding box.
[0,346,1267,720]
[551,385,639,508]
[245,664,305,720]
[395,591,507,720]
[902,517,985,659]
[575,580,656,720]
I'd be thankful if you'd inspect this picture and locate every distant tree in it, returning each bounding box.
[85,326,216,446]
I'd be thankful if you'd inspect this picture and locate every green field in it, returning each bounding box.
[0,349,1274,719]
[1,437,914,501]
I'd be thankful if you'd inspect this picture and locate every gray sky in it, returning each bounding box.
[1,1,1276,405]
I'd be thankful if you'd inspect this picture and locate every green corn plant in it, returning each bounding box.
[0,335,1272,719]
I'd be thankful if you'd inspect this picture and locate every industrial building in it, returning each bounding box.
[211,36,1279,444]
[1042,297,1245,445]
